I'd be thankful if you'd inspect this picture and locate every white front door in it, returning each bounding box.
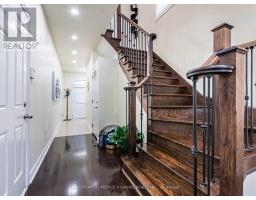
[72,82,86,119]
[0,23,28,196]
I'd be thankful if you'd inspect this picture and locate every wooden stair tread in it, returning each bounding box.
[149,118,203,125]
[149,93,192,97]
[147,84,187,88]
[149,130,202,151]
[139,143,219,195]
[148,130,220,160]
[150,105,204,108]
[127,66,170,73]
[152,76,178,80]
[122,156,175,195]
[153,69,171,73]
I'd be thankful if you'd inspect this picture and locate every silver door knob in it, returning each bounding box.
[24,114,33,120]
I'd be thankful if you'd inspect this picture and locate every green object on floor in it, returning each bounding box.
[107,125,143,152]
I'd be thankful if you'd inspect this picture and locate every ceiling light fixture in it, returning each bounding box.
[71,35,78,41]
[72,50,77,55]
[70,8,79,16]
[72,60,77,64]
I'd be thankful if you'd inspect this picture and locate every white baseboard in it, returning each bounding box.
[28,122,61,185]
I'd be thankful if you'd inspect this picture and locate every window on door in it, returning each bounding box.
[155,4,173,21]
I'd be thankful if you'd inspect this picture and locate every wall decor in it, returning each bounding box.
[52,71,61,102]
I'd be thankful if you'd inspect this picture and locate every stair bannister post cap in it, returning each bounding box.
[129,81,136,86]
[211,23,234,32]
[216,46,248,56]
[150,33,157,40]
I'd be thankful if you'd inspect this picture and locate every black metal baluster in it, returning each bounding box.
[138,30,141,81]
[142,34,144,78]
[207,75,211,196]
[128,22,130,64]
[113,13,116,38]
[145,34,147,79]
[201,76,207,187]
[250,46,254,148]
[147,80,149,143]
[125,19,127,59]
[140,86,143,147]
[130,23,132,66]
[192,76,198,196]
[140,31,143,78]
[125,88,128,129]
[210,78,215,182]
[245,50,250,150]
[120,18,124,47]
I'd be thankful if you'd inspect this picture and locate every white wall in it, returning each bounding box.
[29,5,63,181]
[85,38,147,141]
[63,71,86,119]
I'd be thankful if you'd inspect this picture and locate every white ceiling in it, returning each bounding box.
[43,4,116,72]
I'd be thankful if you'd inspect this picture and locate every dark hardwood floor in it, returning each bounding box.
[26,134,137,196]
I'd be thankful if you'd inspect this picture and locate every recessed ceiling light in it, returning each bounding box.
[71,35,78,41]
[72,50,77,55]
[70,8,79,16]
[72,60,77,64]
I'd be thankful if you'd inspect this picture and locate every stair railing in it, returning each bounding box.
[187,23,251,196]
[107,6,157,158]
[123,32,156,158]
[187,65,234,196]
[239,41,256,150]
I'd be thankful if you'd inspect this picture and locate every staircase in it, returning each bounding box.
[118,47,219,196]
[102,6,256,196]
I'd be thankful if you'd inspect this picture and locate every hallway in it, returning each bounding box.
[56,119,91,137]
[26,134,137,196]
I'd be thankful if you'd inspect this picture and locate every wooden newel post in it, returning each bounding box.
[127,81,137,158]
[211,23,233,52]
[216,47,246,195]
[212,23,246,195]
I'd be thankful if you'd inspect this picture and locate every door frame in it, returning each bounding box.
[24,49,31,192]
[71,80,86,119]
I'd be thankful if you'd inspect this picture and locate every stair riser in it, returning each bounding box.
[150,120,203,137]
[130,68,147,76]
[122,163,151,196]
[148,132,220,177]
[152,78,179,85]
[153,71,172,77]
[151,108,205,122]
[144,86,188,94]
[151,96,192,106]
[138,149,200,196]
[153,65,165,70]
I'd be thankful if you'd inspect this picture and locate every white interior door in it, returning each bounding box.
[92,70,99,138]
[72,82,86,119]
[0,26,28,196]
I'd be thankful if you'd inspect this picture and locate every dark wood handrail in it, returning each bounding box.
[186,64,234,79]
[120,13,150,36]
[238,40,256,49]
